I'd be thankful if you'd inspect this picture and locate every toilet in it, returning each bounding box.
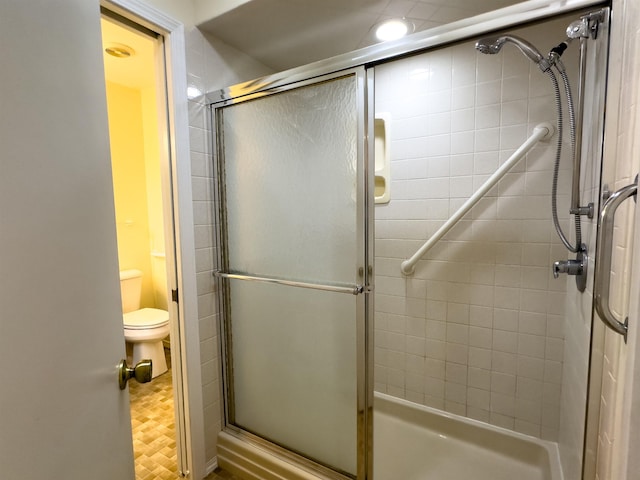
[119,269,170,378]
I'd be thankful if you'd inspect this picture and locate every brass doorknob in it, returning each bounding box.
[118,358,152,390]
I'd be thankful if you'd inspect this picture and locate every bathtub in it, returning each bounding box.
[217,392,564,480]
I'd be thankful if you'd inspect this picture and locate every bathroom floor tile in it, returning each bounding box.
[129,349,179,480]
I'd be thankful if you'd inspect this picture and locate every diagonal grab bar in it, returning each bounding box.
[401,122,555,276]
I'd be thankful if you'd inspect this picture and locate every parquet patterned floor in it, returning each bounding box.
[129,350,179,480]
[129,350,241,480]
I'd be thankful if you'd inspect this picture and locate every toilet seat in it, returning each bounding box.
[123,307,169,330]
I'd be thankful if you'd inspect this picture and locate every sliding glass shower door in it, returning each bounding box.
[212,68,371,478]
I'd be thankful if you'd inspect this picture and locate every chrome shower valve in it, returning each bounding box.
[553,259,583,278]
[552,245,587,292]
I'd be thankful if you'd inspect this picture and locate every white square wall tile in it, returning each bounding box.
[446,342,469,365]
[493,330,518,353]
[474,127,501,152]
[516,377,543,401]
[452,109,475,132]
[502,75,530,102]
[468,367,491,390]
[491,392,515,416]
[492,351,517,375]
[426,339,446,360]
[475,104,501,130]
[500,124,528,150]
[468,387,491,409]
[518,333,546,359]
[518,356,545,381]
[476,80,501,106]
[452,85,476,109]
[515,397,542,424]
[447,323,469,344]
[451,131,475,154]
[519,311,547,335]
[426,359,446,380]
[445,381,467,403]
[476,51,502,83]
[501,100,529,125]
[469,326,492,348]
[493,308,518,331]
[406,336,426,356]
[469,347,492,370]
[491,371,516,395]
[446,362,468,384]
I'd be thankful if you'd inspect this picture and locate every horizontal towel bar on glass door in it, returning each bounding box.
[401,122,555,276]
[213,271,366,295]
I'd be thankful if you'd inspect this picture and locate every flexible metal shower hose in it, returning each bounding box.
[546,66,582,253]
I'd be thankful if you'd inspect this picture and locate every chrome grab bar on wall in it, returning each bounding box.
[400,122,555,276]
[213,270,365,295]
[594,177,638,342]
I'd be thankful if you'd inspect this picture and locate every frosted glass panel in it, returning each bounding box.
[220,74,358,285]
[230,280,357,475]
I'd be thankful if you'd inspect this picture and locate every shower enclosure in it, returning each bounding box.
[211,69,374,479]
[208,3,613,479]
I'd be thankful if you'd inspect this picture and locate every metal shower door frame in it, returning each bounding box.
[210,66,375,480]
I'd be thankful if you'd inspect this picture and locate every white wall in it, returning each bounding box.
[145,0,195,27]
[373,14,586,446]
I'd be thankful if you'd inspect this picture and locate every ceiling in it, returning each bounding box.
[101,17,157,89]
[198,0,526,72]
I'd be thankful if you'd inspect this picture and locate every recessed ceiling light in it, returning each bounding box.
[375,19,413,42]
[105,43,135,58]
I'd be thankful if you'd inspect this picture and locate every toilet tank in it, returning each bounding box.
[119,269,143,313]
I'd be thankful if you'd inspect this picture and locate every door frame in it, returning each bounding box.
[100,1,205,478]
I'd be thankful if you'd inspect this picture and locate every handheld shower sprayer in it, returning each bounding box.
[475,35,550,71]
[474,12,606,291]
[475,32,582,256]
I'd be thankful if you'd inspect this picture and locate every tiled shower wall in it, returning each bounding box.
[373,16,581,441]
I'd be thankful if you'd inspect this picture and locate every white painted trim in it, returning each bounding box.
[205,457,219,477]
[101,1,205,479]
[622,212,640,479]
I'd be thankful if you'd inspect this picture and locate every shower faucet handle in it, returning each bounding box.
[552,245,587,292]
[553,259,582,278]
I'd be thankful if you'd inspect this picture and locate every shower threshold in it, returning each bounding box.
[217,393,563,480]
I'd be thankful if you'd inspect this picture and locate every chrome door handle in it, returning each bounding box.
[594,178,637,342]
[118,358,152,390]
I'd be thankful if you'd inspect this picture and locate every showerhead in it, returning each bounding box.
[475,34,546,66]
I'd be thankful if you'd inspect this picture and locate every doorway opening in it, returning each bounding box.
[100,10,187,479]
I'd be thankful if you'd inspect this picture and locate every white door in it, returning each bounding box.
[0,1,136,479]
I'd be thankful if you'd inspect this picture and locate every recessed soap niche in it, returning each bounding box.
[374,113,390,204]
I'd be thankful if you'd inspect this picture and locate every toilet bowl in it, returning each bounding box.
[120,269,170,379]
[123,308,170,378]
